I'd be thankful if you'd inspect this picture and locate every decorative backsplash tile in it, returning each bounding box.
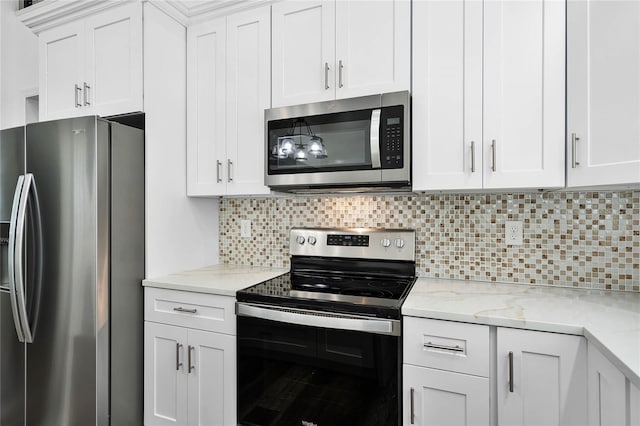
[219,191,640,292]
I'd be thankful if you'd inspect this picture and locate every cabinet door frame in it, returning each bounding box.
[187,329,236,426]
[335,0,410,99]
[496,328,587,426]
[271,0,335,107]
[225,6,271,195]
[38,20,85,121]
[483,0,565,189]
[144,321,189,426]
[412,0,483,191]
[566,0,640,188]
[186,17,228,196]
[83,1,143,117]
[587,342,627,426]
[403,364,489,426]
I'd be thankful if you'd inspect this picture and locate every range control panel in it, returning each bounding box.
[290,228,415,262]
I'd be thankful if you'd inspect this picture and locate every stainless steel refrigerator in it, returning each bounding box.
[0,116,144,426]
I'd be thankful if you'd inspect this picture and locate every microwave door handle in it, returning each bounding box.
[370,109,382,169]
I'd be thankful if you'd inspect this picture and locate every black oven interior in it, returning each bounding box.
[237,316,400,426]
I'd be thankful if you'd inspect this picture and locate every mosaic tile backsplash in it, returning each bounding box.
[218,191,640,292]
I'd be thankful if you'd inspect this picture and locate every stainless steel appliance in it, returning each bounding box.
[0,116,144,426]
[236,228,416,426]
[265,92,411,192]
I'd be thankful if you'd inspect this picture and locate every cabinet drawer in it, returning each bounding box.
[404,317,489,377]
[144,287,236,335]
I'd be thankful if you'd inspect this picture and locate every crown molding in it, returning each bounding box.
[16,0,134,34]
[16,0,275,33]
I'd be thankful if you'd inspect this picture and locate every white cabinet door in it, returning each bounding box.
[272,0,335,107]
[144,322,188,426]
[403,365,489,426]
[225,6,271,195]
[497,328,587,426]
[335,0,409,99]
[483,0,565,189]
[187,329,236,426]
[84,2,143,117]
[186,18,227,196]
[567,0,640,187]
[38,21,85,120]
[587,342,627,426]
[412,0,483,191]
[631,381,640,426]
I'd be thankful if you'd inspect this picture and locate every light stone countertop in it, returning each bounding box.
[403,278,640,387]
[142,264,287,297]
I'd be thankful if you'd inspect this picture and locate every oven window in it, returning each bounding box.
[237,316,400,426]
[267,109,373,175]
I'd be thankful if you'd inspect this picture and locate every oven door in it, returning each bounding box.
[237,305,401,426]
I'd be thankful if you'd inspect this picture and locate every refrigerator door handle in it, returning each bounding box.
[9,173,42,344]
[8,175,26,342]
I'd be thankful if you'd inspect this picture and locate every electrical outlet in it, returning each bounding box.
[240,220,252,238]
[505,220,523,246]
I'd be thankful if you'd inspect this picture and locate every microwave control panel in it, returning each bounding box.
[380,105,404,169]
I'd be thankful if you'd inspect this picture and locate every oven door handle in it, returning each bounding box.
[236,303,400,336]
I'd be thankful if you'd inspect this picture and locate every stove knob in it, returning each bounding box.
[381,238,391,248]
[395,239,405,248]
[296,235,306,245]
[308,236,317,245]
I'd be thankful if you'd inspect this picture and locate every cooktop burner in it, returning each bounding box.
[236,228,417,320]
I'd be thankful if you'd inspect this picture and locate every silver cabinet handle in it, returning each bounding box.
[339,60,344,88]
[8,174,41,344]
[571,133,580,168]
[83,82,91,106]
[370,109,382,169]
[324,62,330,90]
[424,342,464,353]
[176,343,183,371]
[491,139,497,172]
[188,345,195,373]
[173,307,197,314]
[75,84,82,107]
[227,159,233,183]
[216,160,222,183]
[410,387,415,424]
[508,351,514,392]
[470,141,476,173]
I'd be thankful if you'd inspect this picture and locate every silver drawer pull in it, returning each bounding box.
[173,307,197,314]
[424,342,464,352]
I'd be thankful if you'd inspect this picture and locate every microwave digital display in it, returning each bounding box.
[387,117,400,125]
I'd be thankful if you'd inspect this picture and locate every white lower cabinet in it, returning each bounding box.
[496,328,587,426]
[404,318,592,426]
[403,365,489,426]
[588,341,639,426]
[144,288,236,426]
[403,317,490,426]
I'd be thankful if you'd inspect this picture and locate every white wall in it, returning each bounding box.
[143,3,219,278]
[0,0,38,129]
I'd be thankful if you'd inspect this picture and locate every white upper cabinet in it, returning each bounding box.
[567,0,640,188]
[187,6,271,196]
[272,0,410,108]
[187,17,227,196]
[83,4,143,117]
[334,0,410,99]
[39,21,85,121]
[412,0,483,190]
[272,0,335,107]
[38,2,143,121]
[413,0,565,191]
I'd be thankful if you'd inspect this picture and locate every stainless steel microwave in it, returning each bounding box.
[265,91,410,192]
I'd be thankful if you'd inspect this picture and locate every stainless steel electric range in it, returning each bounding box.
[236,228,416,426]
